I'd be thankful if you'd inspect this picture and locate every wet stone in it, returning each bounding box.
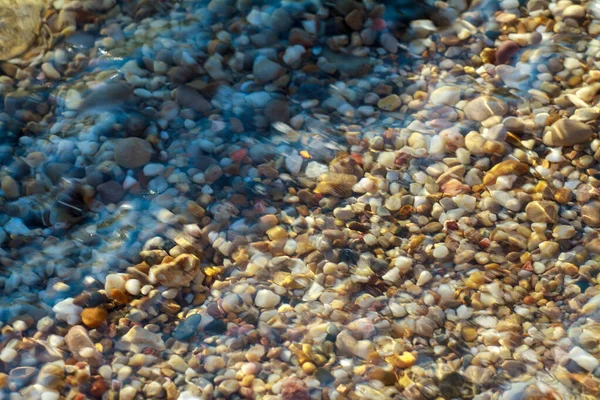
[544,119,594,147]
[526,201,559,224]
[464,96,508,121]
[114,138,153,169]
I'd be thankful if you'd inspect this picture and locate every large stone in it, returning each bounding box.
[114,138,152,169]
[543,119,594,147]
[150,254,202,288]
[116,326,166,353]
[464,96,508,121]
[175,85,212,114]
[525,201,559,224]
[64,326,103,366]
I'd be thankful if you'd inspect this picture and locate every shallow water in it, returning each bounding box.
[1,0,600,399]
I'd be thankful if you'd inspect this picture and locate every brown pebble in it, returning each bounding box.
[81,308,108,329]
[495,40,520,65]
[582,201,600,227]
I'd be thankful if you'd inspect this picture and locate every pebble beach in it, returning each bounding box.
[1,0,600,398]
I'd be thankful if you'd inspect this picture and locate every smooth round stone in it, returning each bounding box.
[433,245,449,259]
[253,57,284,83]
[254,289,281,308]
[1,176,19,199]
[143,163,165,177]
[544,119,594,147]
[114,138,153,169]
[563,4,585,18]
[430,86,461,106]
[464,96,508,121]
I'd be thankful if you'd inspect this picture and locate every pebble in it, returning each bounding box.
[150,254,201,287]
[544,119,594,147]
[64,326,103,366]
[464,96,508,121]
[114,138,153,169]
[430,86,461,106]
[377,94,401,111]
[526,201,559,224]
[1,176,19,199]
[254,289,281,308]
[253,57,285,83]
[116,326,166,352]
[582,201,600,227]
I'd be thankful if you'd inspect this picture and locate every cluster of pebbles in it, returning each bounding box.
[2,0,600,398]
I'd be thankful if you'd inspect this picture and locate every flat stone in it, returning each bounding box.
[544,119,594,147]
[114,138,153,169]
[464,96,508,121]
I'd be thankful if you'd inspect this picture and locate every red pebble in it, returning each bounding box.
[89,379,107,399]
[371,18,387,31]
[230,148,247,163]
[281,377,310,400]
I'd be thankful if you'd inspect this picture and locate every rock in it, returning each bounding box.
[569,346,598,372]
[268,8,293,32]
[143,163,165,177]
[283,45,306,66]
[264,99,290,123]
[377,94,401,111]
[1,176,19,199]
[254,289,281,308]
[563,4,585,18]
[116,326,166,352]
[525,201,559,224]
[253,57,284,83]
[582,201,600,227]
[97,180,125,204]
[65,326,103,366]
[495,40,520,65]
[65,89,82,110]
[42,62,60,79]
[345,9,364,31]
[380,32,398,53]
[173,314,202,341]
[81,308,108,329]
[544,119,594,147]
[280,377,310,400]
[4,218,30,236]
[464,96,508,121]
[289,28,315,47]
[114,138,153,169]
[175,85,212,114]
[430,86,461,106]
[150,254,202,287]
